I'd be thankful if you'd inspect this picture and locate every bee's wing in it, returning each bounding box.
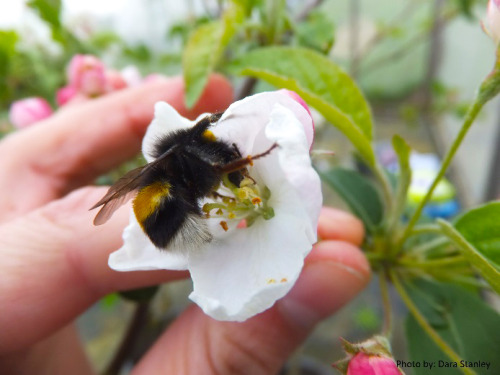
[91,166,145,225]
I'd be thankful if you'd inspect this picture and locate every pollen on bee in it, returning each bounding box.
[251,197,262,205]
[220,221,229,231]
[267,278,277,284]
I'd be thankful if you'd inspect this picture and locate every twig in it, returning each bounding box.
[103,301,150,375]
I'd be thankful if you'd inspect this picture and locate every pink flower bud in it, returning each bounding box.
[347,353,401,375]
[486,0,500,44]
[56,85,78,106]
[67,54,107,96]
[8,97,53,129]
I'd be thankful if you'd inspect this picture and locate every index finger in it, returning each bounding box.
[0,75,233,221]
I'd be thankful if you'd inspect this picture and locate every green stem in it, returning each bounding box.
[398,255,467,270]
[408,223,442,237]
[409,236,450,255]
[379,272,393,338]
[396,99,484,250]
[390,271,476,375]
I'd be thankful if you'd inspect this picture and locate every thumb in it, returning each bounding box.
[134,241,370,374]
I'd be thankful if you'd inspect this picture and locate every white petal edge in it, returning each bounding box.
[109,211,189,271]
[142,102,194,162]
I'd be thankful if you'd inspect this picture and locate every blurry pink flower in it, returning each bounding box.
[67,54,107,96]
[56,85,78,106]
[347,353,401,375]
[485,0,500,44]
[9,97,53,129]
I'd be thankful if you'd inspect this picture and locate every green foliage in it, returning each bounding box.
[438,217,500,294]
[231,46,375,165]
[321,168,383,233]
[183,3,245,108]
[0,31,19,103]
[390,135,412,228]
[454,202,500,267]
[406,279,500,375]
[293,10,335,53]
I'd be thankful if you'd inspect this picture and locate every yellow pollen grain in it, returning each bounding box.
[202,130,216,142]
[267,279,277,284]
[216,208,223,215]
[220,221,229,231]
[251,197,262,205]
[133,181,171,228]
[280,278,288,283]
[228,212,236,219]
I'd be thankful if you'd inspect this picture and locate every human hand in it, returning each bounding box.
[0,75,370,375]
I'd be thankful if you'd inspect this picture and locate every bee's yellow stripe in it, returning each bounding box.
[202,130,216,142]
[133,181,171,227]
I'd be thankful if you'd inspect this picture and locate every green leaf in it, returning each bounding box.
[231,47,375,165]
[27,0,64,44]
[406,279,500,375]
[0,30,18,100]
[438,219,500,294]
[321,168,383,232]
[454,202,500,267]
[183,4,244,108]
[120,286,159,303]
[390,135,411,227]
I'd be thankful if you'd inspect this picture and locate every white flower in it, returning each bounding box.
[109,91,322,321]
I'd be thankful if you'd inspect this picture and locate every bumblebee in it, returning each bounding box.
[91,112,276,250]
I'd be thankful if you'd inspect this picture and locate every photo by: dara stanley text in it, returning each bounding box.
[397,360,492,371]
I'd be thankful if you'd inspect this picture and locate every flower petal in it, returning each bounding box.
[142,102,194,162]
[188,100,321,322]
[212,91,313,156]
[264,103,322,242]
[188,210,313,321]
[109,212,189,271]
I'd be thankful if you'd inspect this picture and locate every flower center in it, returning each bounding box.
[202,174,275,230]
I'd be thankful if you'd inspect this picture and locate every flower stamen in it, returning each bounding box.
[202,172,275,227]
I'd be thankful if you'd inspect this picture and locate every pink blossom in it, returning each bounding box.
[347,353,401,375]
[56,85,78,106]
[486,0,500,44]
[8,97,53,129]
[67,54,107,96]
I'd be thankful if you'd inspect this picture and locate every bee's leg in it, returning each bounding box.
[208,111,224,123]
[192,112,225,135]
[231,143,242,157]
[210,191,236,201]
[216,143,279,174]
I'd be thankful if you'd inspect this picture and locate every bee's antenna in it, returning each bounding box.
[217,143,279,174]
